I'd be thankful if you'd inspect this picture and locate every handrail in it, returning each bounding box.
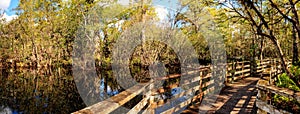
[73,82,152,114]
[256,79,299,114]
[255,60,299,114]
[72,59,280,114]
[257,80,300,102]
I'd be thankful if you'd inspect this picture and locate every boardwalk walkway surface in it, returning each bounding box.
[182,76,260,114]
[73,59,286,114]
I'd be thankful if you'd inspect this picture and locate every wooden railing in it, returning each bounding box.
[255,60,299,114]
[72,59,278,114]
[256,80,300,114]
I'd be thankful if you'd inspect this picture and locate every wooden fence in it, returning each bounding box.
[72,59,276,114]
[255,60,299,114]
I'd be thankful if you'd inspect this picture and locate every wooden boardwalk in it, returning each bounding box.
[73,59,287,114]
[182,76,259,114]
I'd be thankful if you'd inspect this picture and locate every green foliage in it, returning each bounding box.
[290,65,300,80]
[272,94,300,113]
[274,66,300,111]
[276,73,300,91]
[273,94,290,103]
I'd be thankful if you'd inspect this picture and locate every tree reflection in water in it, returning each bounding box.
[0,59,183,113]
[0,68,86,113]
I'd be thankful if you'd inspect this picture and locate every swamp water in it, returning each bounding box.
[0,66,184,113]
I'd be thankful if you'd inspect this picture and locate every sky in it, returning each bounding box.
[153,0,181,21]
[0,0,19,21]
[0,0,179,22]
[117,0,180,21]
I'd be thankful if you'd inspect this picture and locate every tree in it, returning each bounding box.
[267,0,300,64]
[219,0,300,85]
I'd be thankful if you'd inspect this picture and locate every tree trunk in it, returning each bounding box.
[260,37,264,61]
[272,38,299,86]
[290,0,299,64]
[272,39,287,69]
[292,26,299,65]
[252,33,256,60]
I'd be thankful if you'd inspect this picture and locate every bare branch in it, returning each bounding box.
[269,0,296,24]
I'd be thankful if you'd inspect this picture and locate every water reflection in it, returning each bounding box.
[0,62,183,113]
[0,68,86,113]
[99,79,119,97]
[0,66,130,113]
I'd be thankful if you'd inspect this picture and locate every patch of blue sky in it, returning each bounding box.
[152,0,189,28]
[0,0,18,21]
[6,0,19,16]
[152,0,180,10]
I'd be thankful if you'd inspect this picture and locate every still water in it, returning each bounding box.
[0,68,88,113]
[0,66,182,113]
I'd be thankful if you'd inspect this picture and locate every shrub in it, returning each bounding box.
[276,73,300,91]
[290,65,300,81]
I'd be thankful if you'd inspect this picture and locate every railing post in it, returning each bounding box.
[271,59,277,84]
[250,56,257,77]
[274,59,277,75]
[242,61,244,79]
[231,60,236,83]
[199,70,203,103]
[257,88,268,114]
[260,59,263,77]
[269,64,273,84]
[226,63,231,85]
[226,64,229,85]
[147,81,155,114]
[273,59,276,84]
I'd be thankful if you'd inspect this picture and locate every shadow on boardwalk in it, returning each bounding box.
[182,76,260,114]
